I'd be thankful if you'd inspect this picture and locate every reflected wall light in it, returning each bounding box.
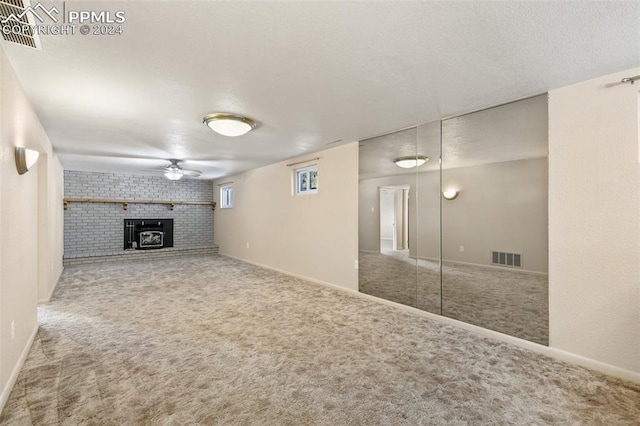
[203,113,257,137]
[393,155,429,169]
[15,147,40,175]
[443,188,460,200]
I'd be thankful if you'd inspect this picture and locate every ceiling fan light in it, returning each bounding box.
[164,168,184,180]
[393,155,429,169]
[203,113,256,137]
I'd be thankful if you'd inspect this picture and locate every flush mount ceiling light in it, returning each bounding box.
[203,113,256,137]
[443,188,460,200]
[393,155,429,169]
[15,147,40,175]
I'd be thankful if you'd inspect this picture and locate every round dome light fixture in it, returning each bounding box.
[393,155,429,169]
[203,113,256,137]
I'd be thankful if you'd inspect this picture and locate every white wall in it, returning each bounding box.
[0,47,64,409]
[549,67,640,374]
[38,154,64,302]
[213,143,359,291]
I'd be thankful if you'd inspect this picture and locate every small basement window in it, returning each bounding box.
[295,165,318,195]
[220,185,233,208]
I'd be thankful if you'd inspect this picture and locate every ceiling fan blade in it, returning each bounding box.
[140,168,171,172]
[182,169,202,177]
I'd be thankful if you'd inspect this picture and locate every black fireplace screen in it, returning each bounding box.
[139,231,163,248]
[124,219,174,250]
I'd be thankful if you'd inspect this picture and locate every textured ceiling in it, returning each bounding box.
[1,1,638,179]
[359,95,548,180]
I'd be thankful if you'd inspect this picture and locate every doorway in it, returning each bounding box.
[379,186,409,253]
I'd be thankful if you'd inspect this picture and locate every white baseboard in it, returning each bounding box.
[413,255,440,262]
[413,255,549,276]
[536,347,640,383]
[220,253,639,384]
[37,267,63,305]
[442,258,548,276]
[364,299,640,383]
[365,252,547,276]
[0,324,38,412]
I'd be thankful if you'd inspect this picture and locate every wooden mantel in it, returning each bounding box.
[63,198,216,211]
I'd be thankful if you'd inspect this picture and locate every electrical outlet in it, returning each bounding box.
[371,207,375,212]
[10,320,15,340]
[460,245,465,252]
[246,242,250,249]
[354,260,359,270]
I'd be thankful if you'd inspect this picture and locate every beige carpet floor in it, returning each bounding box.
[359,250,549,345]
[1,255,638,425]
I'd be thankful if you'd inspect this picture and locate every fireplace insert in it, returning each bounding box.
[124,219,174,250]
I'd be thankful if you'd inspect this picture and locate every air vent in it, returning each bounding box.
[0,0,39,49]
[491,251,522,268]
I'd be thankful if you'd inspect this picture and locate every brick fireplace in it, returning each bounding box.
[63,171,216,264]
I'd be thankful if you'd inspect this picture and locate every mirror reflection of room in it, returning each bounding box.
[358,94,549,345]
[358,123,443,315]
[441,95,549,345]
[359,127,421,310]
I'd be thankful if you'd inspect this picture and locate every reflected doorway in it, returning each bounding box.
[379,186,409,253]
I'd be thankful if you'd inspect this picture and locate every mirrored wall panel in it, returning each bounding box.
[359,128,420,309]
[358,122,442,315]
[358,94,549,346]
[441,95,549,345]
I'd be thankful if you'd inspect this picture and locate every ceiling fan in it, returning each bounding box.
[145,159,202,180]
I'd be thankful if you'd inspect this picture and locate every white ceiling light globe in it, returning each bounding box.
[203,113,256,137]
[393,156,429,169]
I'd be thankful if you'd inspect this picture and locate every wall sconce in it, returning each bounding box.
[443,188,459,200]
[15,147,40,175]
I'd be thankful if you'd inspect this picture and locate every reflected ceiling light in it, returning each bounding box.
[443,189,460,200]
[203,113,256,137]
[393,155,429,169]
[15,147,40,175]
[164,167,184,181]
